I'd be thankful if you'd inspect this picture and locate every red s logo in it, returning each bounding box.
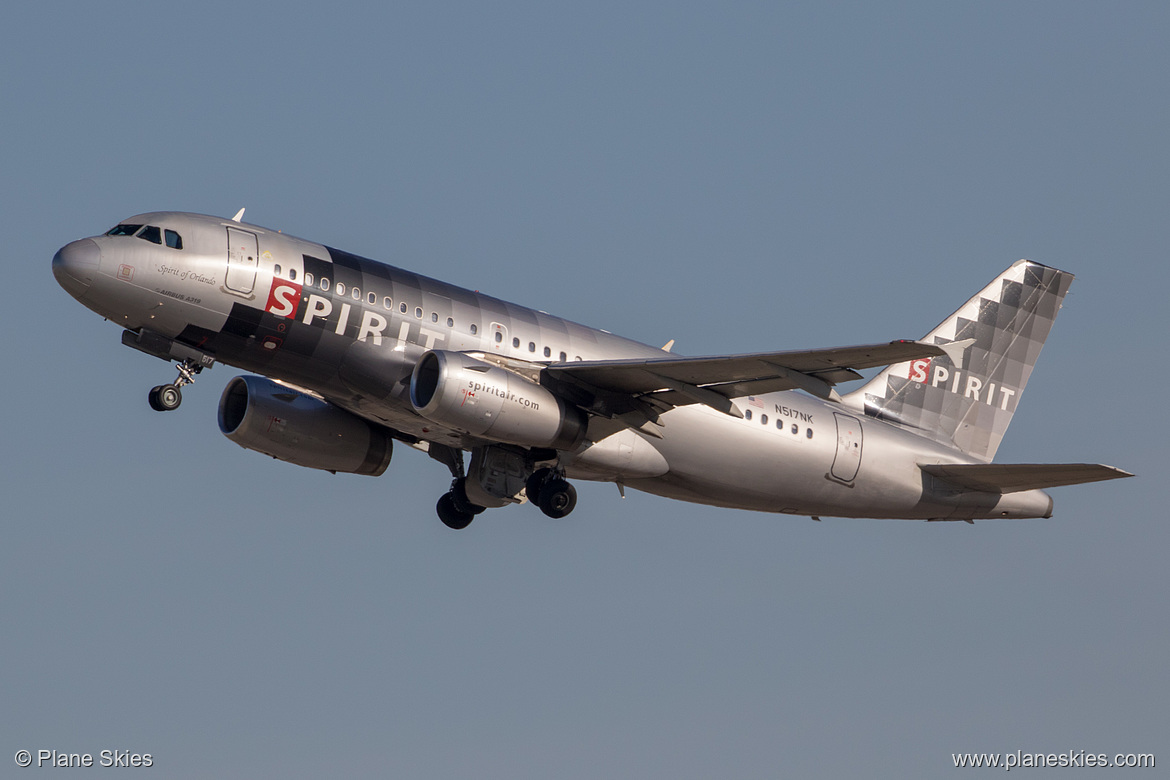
[909,358,931,384]
[265,280,303,318]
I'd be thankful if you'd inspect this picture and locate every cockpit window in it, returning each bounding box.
[106,224,143,236]
[137,226,162,244]
[164,229,183,249]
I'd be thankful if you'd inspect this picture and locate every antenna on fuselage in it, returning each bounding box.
[231,208,246,222]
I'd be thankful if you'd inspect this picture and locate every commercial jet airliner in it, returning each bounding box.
[52,210,1131,528]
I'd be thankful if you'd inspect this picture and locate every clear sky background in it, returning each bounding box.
[2,2,1166,777]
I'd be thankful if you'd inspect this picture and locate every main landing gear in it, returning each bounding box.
[428,445,580,530]
[147,358,203,412]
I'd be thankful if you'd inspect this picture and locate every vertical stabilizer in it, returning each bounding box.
[842,260,1074,462]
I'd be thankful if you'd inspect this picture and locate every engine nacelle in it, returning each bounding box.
[218,376,392,476]
[410,350,587,450]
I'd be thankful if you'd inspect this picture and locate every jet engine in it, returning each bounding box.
[410,350,586,450]
[218,376,392,476]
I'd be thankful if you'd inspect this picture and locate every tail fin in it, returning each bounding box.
[842,260,1074,462]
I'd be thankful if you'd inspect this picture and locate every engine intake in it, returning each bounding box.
[218,376,392,476]
[410,350,586,450]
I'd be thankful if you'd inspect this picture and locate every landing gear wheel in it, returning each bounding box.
[538,479,577,519]
[148,384,182,412]
[436,493,474,530]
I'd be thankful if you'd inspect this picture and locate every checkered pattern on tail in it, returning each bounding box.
[842,260,1074,462]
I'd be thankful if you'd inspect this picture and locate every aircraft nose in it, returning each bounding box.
[52,238,101,298]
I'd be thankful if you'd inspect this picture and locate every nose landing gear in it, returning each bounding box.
[148,358,203,412]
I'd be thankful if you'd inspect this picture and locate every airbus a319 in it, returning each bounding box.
[52,210,1130,529]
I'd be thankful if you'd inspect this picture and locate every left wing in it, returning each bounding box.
[542,340,953,424]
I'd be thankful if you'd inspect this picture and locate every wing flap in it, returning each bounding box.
[921,463,1134,493]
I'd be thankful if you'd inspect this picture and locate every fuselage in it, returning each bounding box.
[53,211,1053,520]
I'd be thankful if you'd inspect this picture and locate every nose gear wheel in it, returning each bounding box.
[147,358,203,412]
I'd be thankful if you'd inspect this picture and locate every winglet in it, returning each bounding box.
[231,208,246,223]
[662,339,675,353]
[938,337,975,365]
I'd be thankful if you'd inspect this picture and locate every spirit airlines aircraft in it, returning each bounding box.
[52,211,1130,529]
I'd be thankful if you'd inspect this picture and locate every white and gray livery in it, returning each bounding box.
[52,210,1131,529]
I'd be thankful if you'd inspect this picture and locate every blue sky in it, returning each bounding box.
[2,2,1166,777]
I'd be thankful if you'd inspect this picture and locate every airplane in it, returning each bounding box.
[52,210,1131,529]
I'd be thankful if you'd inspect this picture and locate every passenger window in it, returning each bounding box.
[400,302,407,313]
[543,346,551,357]
[745,410,753,420]
[470,323,478,335]
[289,268,297,281]
[528,341,536,352]
[320,278,330,291]
[383,296,392,309]
[447,317,454,327]
[106,224,142,236]
[761,414,768,425]
[305,273,314,286]
[274,264,282,277]
[431,312,438,323]
[776,420,783,430]
[336,282,346,296]
[494,331,502,343]
[368,292,376,305]
[351,287,361,300]
[559,351,567,362]
[164,229,183,249]
[137,225,162,244]
[791,424,798,434]
[415,307,422,319]
[807,428,814,439]
[512,337,520,348]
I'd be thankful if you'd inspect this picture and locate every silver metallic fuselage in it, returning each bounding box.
[53,211,1052,520]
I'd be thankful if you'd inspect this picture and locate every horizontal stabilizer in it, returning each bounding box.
[921,463,1133,494]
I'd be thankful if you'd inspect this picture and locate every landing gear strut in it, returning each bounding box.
[427,445,487,530]
[148,358,202,412]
